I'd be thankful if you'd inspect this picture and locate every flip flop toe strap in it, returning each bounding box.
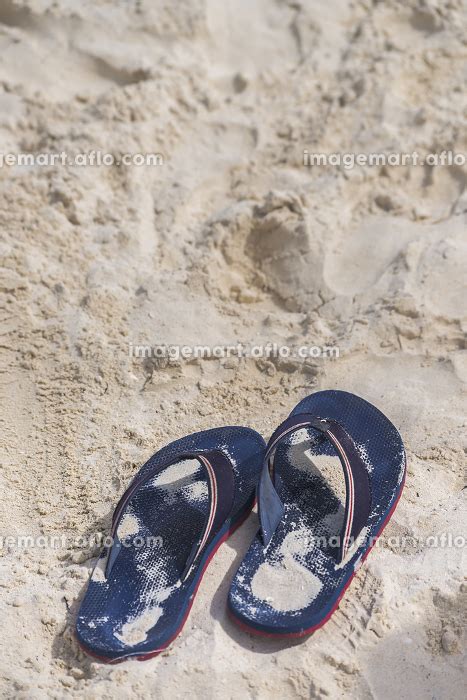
[105,449,235,580]
[258,413,372,563]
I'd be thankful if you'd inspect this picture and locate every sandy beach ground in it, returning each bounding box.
[0,0,466,697]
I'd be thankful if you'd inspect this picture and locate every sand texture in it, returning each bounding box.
[0,0,466,697]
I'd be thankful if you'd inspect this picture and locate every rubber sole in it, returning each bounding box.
[229,464,406,638]
[78,497,256,663]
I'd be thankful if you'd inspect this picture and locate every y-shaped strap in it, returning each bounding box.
[105,449,235,581]
[258,413,371,563]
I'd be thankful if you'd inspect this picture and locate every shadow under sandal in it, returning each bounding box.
[228,390,406,637]
[76,427,265,662]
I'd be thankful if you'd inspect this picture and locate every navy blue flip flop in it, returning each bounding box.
[228,390,406,637]
[76,427,265,662]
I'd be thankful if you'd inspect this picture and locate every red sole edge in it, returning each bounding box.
[229,467,407,639]
[78,499,256,664]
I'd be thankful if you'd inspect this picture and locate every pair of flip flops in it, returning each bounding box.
[76,390,406,661]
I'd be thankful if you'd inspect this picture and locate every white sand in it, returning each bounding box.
[116,514,140,540]
[152,459,201,487]
[0,0,465,697]
[252,528,323,612]
[115,607,163,647]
